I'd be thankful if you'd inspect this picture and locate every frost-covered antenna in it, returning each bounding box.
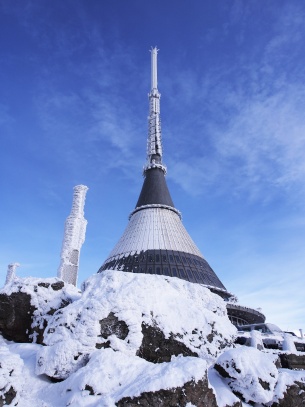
[57,185,88,286]
[145,47,166,174]
[5,263,20,285]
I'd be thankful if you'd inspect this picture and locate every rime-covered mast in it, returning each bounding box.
[5,263,20,285]
[57,185,88,286]
[145,47,166,173]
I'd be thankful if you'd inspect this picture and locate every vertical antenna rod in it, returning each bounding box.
[151,47,158,90]
[145,47,166,173]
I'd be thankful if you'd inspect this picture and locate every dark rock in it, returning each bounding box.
[0,292,34,342]
[38,282,50,288]
[96,340,111,349]
[0,279,78,344]
[0,386,17,407]
[84,384,95,395]
[214,363,231,379]
[99,312,129,340]
[272,381,305,407]
[116,377,217,407]
[279,353,305,370]
[136,323,198,363]
[51,281,65,291]
[259,378,270,391]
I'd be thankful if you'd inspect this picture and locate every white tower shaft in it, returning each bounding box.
[57,185,88,286]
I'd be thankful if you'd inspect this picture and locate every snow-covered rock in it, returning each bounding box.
[36,270,236,379]
[250,329,264,350]
[0,277,81,343]
[0,341,24,406]
[282,332,297,353]
[271,369,305,406]
[53,349,217,407]
[214,347,278,404]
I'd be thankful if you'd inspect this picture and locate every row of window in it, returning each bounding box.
[229,316,248,327]
[99,251,225,289]
[104,251,211,271]
[120,264,220,286]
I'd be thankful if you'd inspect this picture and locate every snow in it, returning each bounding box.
[250,329,264,350]
[0,339,24,406]
[215,347,279,404]
[272,368,305,404]
[282,332,297,352]
[208,367,242,407]
[55,350,209,406]
[36,270,235,378]
[0,270,304,406]
[0,276,81,341]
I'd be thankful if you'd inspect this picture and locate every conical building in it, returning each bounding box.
[98,49,265,325]
[98,48,230,300]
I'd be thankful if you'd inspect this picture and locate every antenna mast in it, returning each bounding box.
[145,47,166,173]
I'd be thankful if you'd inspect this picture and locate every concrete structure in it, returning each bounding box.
[57,185,88,286]
[98,48,265,325]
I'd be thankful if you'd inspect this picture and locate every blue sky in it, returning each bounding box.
[1,0,305,331]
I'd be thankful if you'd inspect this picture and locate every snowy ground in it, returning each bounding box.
[1,271,304,406]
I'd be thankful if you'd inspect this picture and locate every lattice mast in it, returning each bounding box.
[145,47,166,173]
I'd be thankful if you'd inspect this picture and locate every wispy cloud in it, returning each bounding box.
[162,5,305,204]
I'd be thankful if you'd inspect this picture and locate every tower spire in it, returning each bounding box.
[146,47,166,173]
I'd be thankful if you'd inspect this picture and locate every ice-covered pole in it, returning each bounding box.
[57,185,88,286]
[5,263,20,285]
[145,47,166,173]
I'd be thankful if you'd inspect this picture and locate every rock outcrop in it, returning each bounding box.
[0,277,81,344]
[214,347,278,404]
[116,377,216,407]
[0,343,24,407]
[272,380,305,407]
[36,270,236,380]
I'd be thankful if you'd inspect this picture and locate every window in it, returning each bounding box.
[175,255,181,263]
[186,269,196,282]
[163,267,170,276]
[179,268,186,279]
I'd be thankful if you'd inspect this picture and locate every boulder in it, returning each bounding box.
[116,377,216,407]
[136,322,198,363]
[49,348,216,407]
[0,277,81,344]
[272,381,305,406]
[271,369,305,406]
[36,270,236,380]
[214,347,278,404]
[0,344,24,406]
[0,291,34,343]
[279,353,305,370]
